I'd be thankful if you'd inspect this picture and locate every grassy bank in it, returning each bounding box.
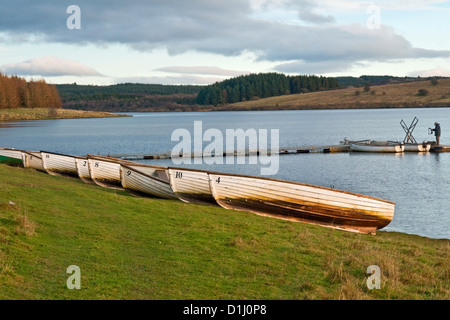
[0,108,128,121]
[0,164,448,299]
[224,79,450,111]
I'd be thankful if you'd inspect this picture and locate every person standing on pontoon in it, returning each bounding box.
[430,122,441,145]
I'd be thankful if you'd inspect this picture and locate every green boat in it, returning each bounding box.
[0,148,24,166]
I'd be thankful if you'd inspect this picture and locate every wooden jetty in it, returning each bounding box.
[430,144,450,153]
[104,142,450,161]
[109,144,351,160]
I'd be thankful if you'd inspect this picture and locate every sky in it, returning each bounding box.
[0,0,450,86]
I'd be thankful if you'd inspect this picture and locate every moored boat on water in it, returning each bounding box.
[41,151,78,177]
[120,164,177,199]
[208,172,395,234]
[349,140,404,153]
[403,142,432,152]
[21,151,45,172]
[0,147,24,166]
[168,167,218,205]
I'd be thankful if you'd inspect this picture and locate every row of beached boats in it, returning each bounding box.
[341,139,432,153]
[1,147,395,235]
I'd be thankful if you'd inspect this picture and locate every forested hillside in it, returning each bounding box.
[57,83,203,102]
[196,73,339,106]
[51,74,449,112]
[57,83,204,112]
[334,75,443,87]
[0,74,62,109]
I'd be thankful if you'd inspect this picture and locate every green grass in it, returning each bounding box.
[0,164,448,299]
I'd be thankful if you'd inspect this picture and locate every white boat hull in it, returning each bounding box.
[168,167,218,205]
[75,157,94,184]
[22,151,45,172]
[41,151,78,177]
[120,164,177,199]
[125,163,170,183]
[88,155,123,189]
[350,141,404,153]
[403,143,431,152]
[208,172,395,234]
[0,148,24,165]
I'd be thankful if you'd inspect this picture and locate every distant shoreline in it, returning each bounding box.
[0,108,131,121]
[58,78,450,114]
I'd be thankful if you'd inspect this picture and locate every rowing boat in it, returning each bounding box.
[208,172,395,234]
[0,148,24,166]
[350,140,404,153]
[168,167,218,205]
[120,164,177,199]
[403,142,431,152]
[41,151,78,177]
[75,156,94,184]
[21,151,45,172]
[87,155,124,189]
[124,162,170,183]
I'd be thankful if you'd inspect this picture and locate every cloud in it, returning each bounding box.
[155,66,251,77]
[0,56,102,77]
[408,67,450,77]
[275,60,355,75]
[294,0,336,24]
[0,0,449,75]
[115,75,222,85]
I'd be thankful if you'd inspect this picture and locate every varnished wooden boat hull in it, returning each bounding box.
[120,164,177,199]
[208,173,395,234]
[168,167,218,205]
[0,148,24,166]
[88,155,123,189]
[41,151,78,178]
[21,151,45,172]
[75,157,94,184]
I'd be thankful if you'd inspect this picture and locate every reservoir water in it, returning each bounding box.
[1,108,449,239]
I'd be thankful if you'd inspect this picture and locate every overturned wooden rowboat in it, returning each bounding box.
[41,151,78,178]
[168,167,218,206]
[120,164,177,199]
[0,147,24,166]
[350,140,404,153]
[21,151,46,172]
[208,172,395,234]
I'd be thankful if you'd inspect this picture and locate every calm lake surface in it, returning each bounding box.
[1,108,449,239]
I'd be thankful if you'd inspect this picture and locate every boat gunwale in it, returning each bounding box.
[21,150,43,159]
[1,147,26,152]
[207,178,395,213]
[207,171,396,205]
[40,150,77,158]
[87,154,138,165]
[125,162,168,170]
